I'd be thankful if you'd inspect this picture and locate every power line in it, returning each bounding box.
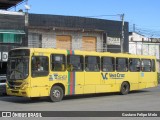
[84,14,120,18]
[8,0,26,11]
[129,24,160,38]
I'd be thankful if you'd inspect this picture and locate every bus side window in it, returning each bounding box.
[67,55,83,72]
[152,59,156,72]
[116,58,128,72]
[141,59,151,72]
[85,56,100,72]
[101,57,115,72]
[51,54,66,71]
[129,58,140,72]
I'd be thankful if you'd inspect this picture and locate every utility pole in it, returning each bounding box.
[24,0,30,47]
[133,24,135,32]
[120,14,124,53]
[25,0,29,26]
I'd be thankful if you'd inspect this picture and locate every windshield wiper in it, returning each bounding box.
[11,69,25,78]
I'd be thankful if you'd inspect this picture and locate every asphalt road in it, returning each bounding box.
[0,85,160,119]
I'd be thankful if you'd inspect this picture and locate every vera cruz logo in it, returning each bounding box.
[101,73,108,80]
[101,73,125,80]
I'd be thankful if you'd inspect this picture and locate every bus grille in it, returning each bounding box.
[8,81,22,89]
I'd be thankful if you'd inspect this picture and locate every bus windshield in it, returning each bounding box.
[8,57,29,80]
[7,49,30,80]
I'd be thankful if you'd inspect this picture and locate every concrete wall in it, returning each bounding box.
[28,29,103,52]
[129,32,149,42]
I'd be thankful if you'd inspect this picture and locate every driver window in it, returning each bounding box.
[31,56,49,77]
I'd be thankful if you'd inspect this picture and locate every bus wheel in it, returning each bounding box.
[50,86,63,102]
[120,82,130,95]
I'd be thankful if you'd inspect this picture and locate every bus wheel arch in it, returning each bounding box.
[120,81,130,95]
[50,83,65,102]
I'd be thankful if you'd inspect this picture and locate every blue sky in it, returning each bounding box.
[12,0,160,37]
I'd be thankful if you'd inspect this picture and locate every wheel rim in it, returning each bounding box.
[52,90,61,98]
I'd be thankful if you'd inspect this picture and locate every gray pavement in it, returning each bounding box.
[0,85,160,119]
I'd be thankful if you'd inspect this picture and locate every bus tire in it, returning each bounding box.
[120,82,130,95]
[50,86,63,102]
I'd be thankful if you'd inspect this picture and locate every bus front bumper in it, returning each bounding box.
[7,88,29,97]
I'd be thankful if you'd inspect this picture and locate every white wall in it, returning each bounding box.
[129,32,149,42]
[129,32,160,72]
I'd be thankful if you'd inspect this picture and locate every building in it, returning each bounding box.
[0,0,25,94]
[0,10,26,75]
[0,10,129,76]
[129,32,160,71]
[28,13,129,53]
[0,0,24,10]
[0,10,129,82]
[0,1,26,69]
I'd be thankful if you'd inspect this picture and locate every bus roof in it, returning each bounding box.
[11,47,156,59]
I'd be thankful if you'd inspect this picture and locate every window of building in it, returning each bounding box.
[0,33,23,43]
[129,58,141,72]
[51,54,66,71]
[67,55,83,71]
[152,59,156,72]
[131,37,133,41]
[141,59,151,72]
[116,58,128,72]
[28,33,42,48]
[56,35,71,50]
[85,56,100,72]
[31,56,49,77]
[101,57,115,72]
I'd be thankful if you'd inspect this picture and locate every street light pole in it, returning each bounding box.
[120,14,124,53]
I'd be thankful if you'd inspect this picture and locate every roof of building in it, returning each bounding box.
[129,32,145,37]
[0,0,24,10]
[29,13,129,37]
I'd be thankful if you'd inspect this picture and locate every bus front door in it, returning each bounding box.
[30,56,49,97]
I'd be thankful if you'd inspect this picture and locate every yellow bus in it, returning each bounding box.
[6,48,158,102]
